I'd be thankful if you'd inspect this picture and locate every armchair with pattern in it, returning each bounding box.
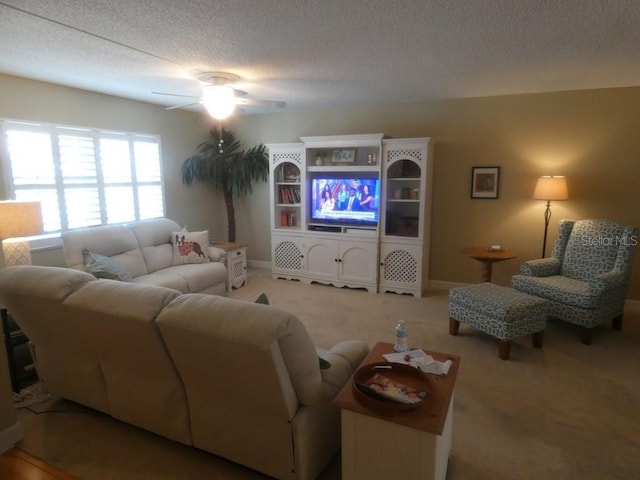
[512,219,638,345]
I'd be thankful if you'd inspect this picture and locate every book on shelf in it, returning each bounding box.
[279,185,300,204]
[280,211,298,227]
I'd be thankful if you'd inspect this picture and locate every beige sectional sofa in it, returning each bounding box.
[62,217,227,295]
[0,265,369,480]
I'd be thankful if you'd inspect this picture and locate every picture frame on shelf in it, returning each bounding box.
[471,166,500,199]
[331,149,356,164]
[283,164,299,182]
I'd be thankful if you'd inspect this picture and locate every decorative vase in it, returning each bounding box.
[315,156,323,166]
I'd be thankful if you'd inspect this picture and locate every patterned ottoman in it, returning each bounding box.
[449,282,548,360]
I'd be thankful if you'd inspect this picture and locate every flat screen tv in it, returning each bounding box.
[310,177,380,227]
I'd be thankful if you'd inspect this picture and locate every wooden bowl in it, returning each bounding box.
[352,361,435,413]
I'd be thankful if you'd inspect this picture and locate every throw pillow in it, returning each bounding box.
[253,293,331,370]
[318,357,332,370]
[171,230,211,265]
[83,250,133,282]
[254,292,270,305]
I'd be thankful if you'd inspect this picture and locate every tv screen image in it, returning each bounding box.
[311,177,380,226]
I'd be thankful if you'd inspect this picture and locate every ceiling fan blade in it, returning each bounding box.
[152,91,200,99]
[235,98,286,108]
[165,101,201,110]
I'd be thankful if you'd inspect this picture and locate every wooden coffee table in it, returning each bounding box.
[333,342,460,480]
[460,246,517,282]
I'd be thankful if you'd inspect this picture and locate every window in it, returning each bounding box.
[1,120,165,234]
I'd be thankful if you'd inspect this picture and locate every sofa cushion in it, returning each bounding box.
[155,295,325,479]
[62,224,149,277]
[58,277,190,444]
[133,262,227,294]
[511,274,599,309]
[0,265,95,304]
[171,230,211,265]
[158,295,324,408]
[253,293,332,370]
[129,218,181,273]
[83,250,133,282]
[132,272,188,292]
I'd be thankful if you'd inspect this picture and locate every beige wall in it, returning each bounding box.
[236,87,640,299]
[1,74,638,299]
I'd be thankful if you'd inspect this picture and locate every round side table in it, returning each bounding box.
[460,246,517,283]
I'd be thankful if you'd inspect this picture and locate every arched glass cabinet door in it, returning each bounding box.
[384,158,421,238]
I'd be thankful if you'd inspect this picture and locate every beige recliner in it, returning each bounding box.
[0,265,369,480]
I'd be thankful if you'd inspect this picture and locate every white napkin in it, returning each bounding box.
[382,349,451,376]
[416,355,452,375]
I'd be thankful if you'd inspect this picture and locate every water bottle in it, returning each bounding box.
[394,320,409,352]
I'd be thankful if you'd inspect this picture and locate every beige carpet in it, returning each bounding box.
[16,268,640,479]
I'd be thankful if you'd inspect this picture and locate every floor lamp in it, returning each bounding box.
[533,176,568,258]
[0,201,44,266]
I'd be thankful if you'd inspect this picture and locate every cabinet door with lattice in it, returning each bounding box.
[271,234,305,280]
[378,242,423,297]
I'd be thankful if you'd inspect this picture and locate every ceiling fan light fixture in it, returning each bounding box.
[202,84,236,120]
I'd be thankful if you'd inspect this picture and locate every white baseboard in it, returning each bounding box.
[0,421,23,454]
[428,279,468,291]
[247,259,270,270]
[625,299,640,313]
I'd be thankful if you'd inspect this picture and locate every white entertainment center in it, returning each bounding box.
[267,134,434,296]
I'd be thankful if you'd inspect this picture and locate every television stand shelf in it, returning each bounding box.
[308,224,342,233]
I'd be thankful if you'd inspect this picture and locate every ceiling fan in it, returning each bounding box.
[153,72,286,119]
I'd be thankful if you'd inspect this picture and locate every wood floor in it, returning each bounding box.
[0,448,76,479]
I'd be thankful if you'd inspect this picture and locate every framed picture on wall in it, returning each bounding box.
[471,166,500,199]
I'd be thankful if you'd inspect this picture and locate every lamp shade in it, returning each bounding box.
[0,200,43,239]
[0,200,43,266]
[202,85,236,120]
[533,176,569,201]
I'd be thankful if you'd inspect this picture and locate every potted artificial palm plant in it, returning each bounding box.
[181,127,268,242]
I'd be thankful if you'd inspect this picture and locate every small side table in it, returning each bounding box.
[460,246,517,282]
[211,242,248,291]
[333,342,460,480]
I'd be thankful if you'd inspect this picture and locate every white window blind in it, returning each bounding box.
[1,120,165,233]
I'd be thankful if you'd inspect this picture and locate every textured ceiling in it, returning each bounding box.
[1,0,640,115]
